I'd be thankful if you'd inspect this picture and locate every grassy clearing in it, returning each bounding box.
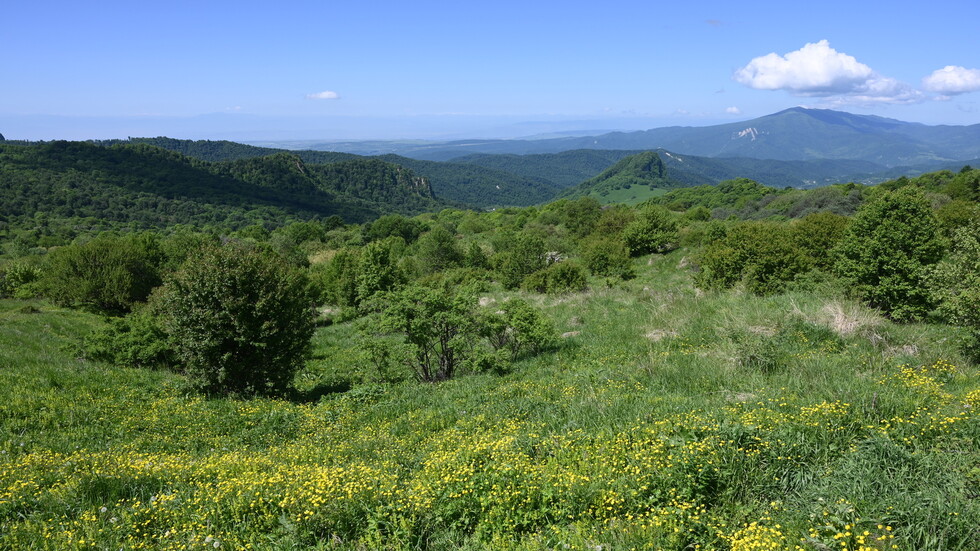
[1,255,979,550]
[590,186,667,205]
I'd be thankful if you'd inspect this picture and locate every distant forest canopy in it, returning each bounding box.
[1,130,978,259]
[0,140,447,245]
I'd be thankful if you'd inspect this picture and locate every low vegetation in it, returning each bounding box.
[2,160,980,549]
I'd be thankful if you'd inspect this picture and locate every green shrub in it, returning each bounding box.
[152,243,316,396]
[356,239,403,305]
[314,247,362,307]
[695,221,811,295]
[82,307,175,369]
[414,225,463,274]
[480,298,557,360]
[791,211,851,270]
[621,205,679,256]
[0,261,43,298]
[522,262,588,294]
[373,285,478,382]
[43,232,164,315]
[580,237,635,280]
[496,232,546,289]
[927,220,980,358]
[834,187,946,321]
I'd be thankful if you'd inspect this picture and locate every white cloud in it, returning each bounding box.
[734,40,922,104]
[923,66,980,95]
[306,90,340,100]
[725,106,741,115]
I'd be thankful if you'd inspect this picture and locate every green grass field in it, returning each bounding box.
[590,186,668,205]
[1,253,978,550]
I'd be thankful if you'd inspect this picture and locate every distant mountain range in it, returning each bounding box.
[5,108,977,219]
[295,108,980,168]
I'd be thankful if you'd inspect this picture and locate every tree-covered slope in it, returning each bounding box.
[0,142,448,232]
[96,138,559,208]
[559,151,677,203]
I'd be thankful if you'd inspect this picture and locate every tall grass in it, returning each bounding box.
[1,251,978,549]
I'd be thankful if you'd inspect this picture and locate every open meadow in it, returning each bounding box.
[2,249,978,550]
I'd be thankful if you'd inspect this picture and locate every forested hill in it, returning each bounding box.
[93,137,560,208]
[559,151,677,203]
[0,141,448,234]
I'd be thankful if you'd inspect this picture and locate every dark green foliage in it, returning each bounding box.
[366,214,427,244]
[0,141,449,239]
[496,232,546,289]
[522,262,588,294]
[453,149,634,189]
[314,247,362,307]
[376,155,563,208]
[834,187,946,321]
[373,285,478,382]
[479,298,557,360]
[43,232,164,315]
[463,242,490,270]
[592,205,637,236]
[791,211,851,270]
[580,237,635,279]
[695,221,812,295]
[152,243,316,395]
[356,240,403,304]
[414,226,463,274]
[927,220,980,357]
[621,205,679,256]
[547,197,602,237]
[82,307,175,369]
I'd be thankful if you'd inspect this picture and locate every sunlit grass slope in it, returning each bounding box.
[1,254,978,550]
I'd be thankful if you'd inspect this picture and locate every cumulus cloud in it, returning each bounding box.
[923,66,980,96]
[725,106,741,115]
[734,40,921,104]
[306,90,340,100]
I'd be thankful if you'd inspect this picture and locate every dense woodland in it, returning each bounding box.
[2,137,980,549]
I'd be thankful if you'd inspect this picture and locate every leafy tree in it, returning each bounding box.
[496,232,546,289]
[580,237,635,279]
[43,232,164,315]
[415,225,463,274]
[522,262,588,294]
[791,211,850,270]
[621,205,678,256]
[374,285,478,382]
[356,239,403,304]
[152,243,316,395]
[315,247,362,307]
[479,298,557,360]
[927,220,980,357]
[695,221,811,295]
[463,241,490,270]
[833,187,946,321]
[366,214,427,244]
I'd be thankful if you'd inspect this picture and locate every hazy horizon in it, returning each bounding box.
[4,1,979,142]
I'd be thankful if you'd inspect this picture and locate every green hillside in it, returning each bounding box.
[100,138,559,208]
[0,141,447,238]
[559,151,677,203]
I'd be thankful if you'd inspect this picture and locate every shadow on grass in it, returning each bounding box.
[287,380,353,404]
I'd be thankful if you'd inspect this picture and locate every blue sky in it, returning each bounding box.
[3,0,980,141]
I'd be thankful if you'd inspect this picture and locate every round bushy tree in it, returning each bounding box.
[833,187,946,321]
[621,205,679,257]
[44,232,164,315]
[153,243,316,395]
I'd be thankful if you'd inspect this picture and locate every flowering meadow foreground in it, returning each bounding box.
[1,259,978,550]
